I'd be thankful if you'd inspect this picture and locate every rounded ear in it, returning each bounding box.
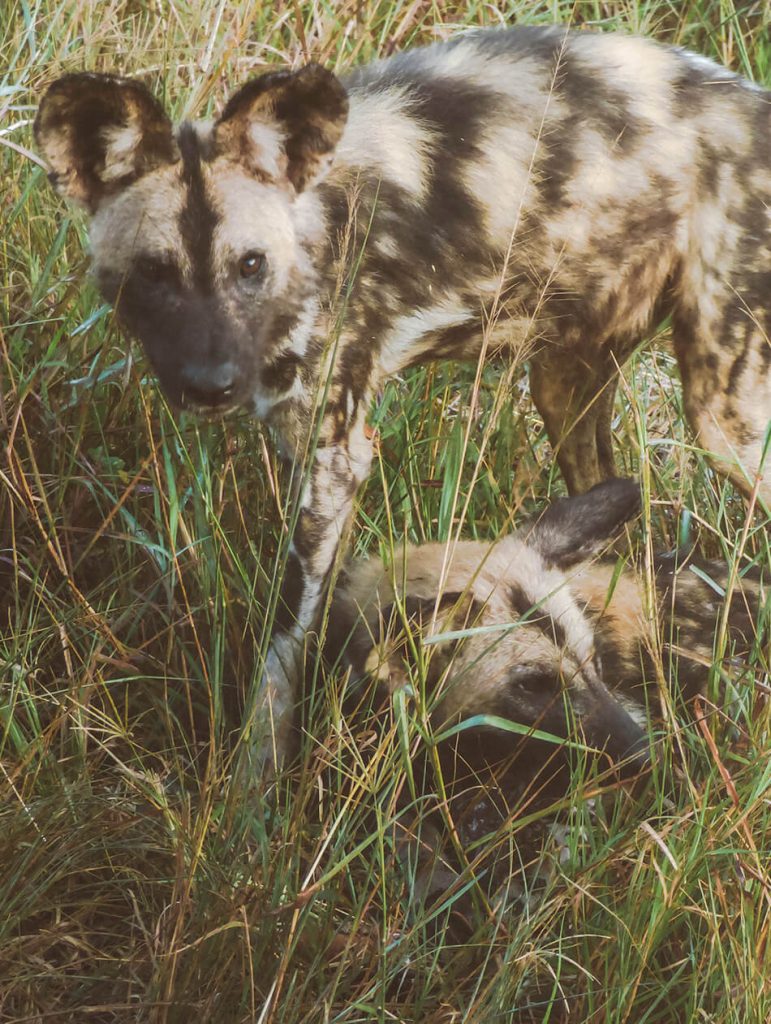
[527,478,641,567]
[35,73,177,212]
[214,63,348,192]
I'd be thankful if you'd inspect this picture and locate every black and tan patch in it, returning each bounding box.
[34,72,177,211]
[215,64,349,190]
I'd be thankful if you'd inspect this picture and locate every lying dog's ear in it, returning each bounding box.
[35,73,177,212]
[214,64,348,192]
[527,479,641,568]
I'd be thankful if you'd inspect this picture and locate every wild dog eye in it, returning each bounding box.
[238,251,266,280]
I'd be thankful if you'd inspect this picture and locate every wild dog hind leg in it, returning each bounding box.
[674,292,771,509]
[673,98,771,509]
[530,351,622,494]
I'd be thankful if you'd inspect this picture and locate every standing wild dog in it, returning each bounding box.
[328,478,768,807]
[35,27,771,763]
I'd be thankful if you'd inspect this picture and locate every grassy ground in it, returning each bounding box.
[2,0,771,1021]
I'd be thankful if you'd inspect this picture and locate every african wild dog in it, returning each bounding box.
[328,478,768,808]
[35,27,771,763]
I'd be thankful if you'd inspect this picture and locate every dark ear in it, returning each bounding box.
[35,73,176,212]
[527,479,641,568]
[214,64,348,192]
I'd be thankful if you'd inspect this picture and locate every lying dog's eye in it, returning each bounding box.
[509,669,557,694]
[239,252,265,279]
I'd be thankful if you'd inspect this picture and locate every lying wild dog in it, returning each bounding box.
[327,478,768,805]
[325,478,768,900]
[35,27,771,762]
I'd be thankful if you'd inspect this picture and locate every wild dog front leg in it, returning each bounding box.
[251,407,374,767]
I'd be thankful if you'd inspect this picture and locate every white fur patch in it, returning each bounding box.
[338,87,434,200]
[379,298,474,374]
[576,34,679,127]
[88,163,187,273]
[287,295,320,360]
[209,164,298,291]
[100,123,143,182]
[463,122,541,250]
[247,121,287,179]
[374,235,399,259]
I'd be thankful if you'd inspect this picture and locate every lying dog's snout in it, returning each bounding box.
[585,698,650,776]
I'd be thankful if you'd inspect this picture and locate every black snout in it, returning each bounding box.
[588,701,650,776]
[179,362,238,409]
[615,729,651,776]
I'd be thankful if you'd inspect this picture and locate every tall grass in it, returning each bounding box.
[1,1,770,1021]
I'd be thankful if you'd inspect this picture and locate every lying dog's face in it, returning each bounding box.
[329,479,648,769]
[34,68,348,415]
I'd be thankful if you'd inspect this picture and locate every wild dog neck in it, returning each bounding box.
[571,555,765,702]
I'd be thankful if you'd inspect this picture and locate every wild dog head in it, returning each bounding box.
[329,478,648,772]
[34,68,348,413]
